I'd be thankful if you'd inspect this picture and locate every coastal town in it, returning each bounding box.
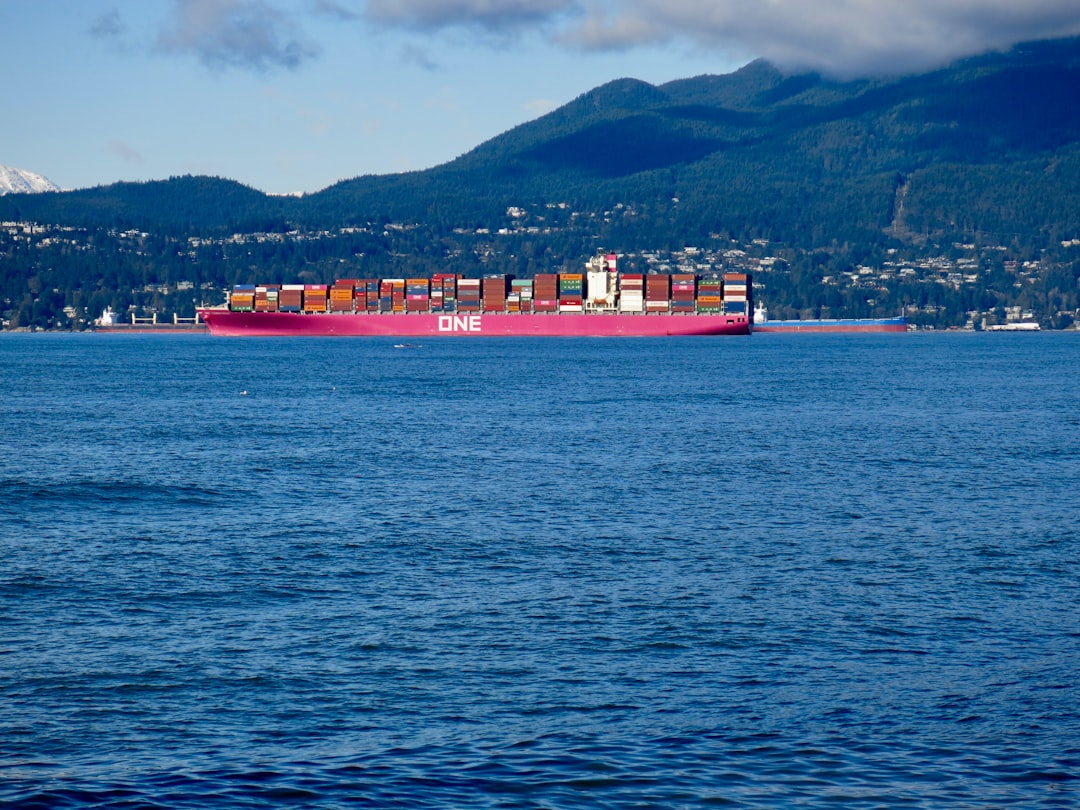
[2,209,1077,331]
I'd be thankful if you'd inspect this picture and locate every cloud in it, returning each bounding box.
[364,0,578,34]
[107,140,144,163]
[399,42,440,71]
[140,0,1080,77]
[89,9,126,39]
[312,0,361,21]
[566,0,1080,76]
[156,0,319,72]
[350,0,1080,77]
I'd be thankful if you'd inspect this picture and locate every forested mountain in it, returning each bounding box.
[309,36,1080,248]
[3,36,1080,329]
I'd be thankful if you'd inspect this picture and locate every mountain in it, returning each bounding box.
[300,35,1080,242]
[0,165,61,195]
[4,36,1080,247]
[3,37,1080,330]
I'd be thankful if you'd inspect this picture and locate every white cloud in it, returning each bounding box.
[568,0,1080,76]
[139,0,1080,78]
[156,0,319,71]
[352,0,1080,76]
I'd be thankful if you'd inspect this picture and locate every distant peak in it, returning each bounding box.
[0,164,61,195]
[580,78,669,110]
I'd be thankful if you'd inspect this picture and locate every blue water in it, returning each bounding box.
[1,332,1078,808]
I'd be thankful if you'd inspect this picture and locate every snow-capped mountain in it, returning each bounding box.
[0,165,61,194]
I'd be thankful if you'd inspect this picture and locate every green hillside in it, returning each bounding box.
[2,36,1080,329]
[306,37,1080,247]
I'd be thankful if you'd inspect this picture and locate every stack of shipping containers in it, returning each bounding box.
[406,278,430,312]
[330,281,356,312]
[559,273,583,312]
[482,276,508,312]
[723,273,750,314]
[378,280,398,313]
[254,285,279,312]
[303,284,328,313]
[534,274,558,313]
[391,280,406,312]
[696,277,723,313]
[441,274,458,312]
[646,275,671,312]
[430,276,443,312]
[431,274,456,312]
[354,280,374,312]
[227,265,752,322]
[279,285,304,312]
[509,279,533,313]
[230,285,256,311]
[458,278,481,312]
[671,273,696,313]
[618,275,644,312]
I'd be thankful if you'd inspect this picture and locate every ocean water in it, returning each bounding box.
[1,331,1078,808]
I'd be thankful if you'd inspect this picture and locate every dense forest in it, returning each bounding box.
[2,36,1080,329]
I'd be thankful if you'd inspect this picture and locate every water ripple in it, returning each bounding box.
[1,333,1078,807]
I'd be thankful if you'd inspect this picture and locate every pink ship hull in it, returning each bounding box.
[197,309,752,337]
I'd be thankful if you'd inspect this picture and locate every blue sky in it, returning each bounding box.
[4,1,1080,194]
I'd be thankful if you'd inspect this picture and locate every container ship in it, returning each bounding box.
[752,303,907,333]
[197,255,752,337]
